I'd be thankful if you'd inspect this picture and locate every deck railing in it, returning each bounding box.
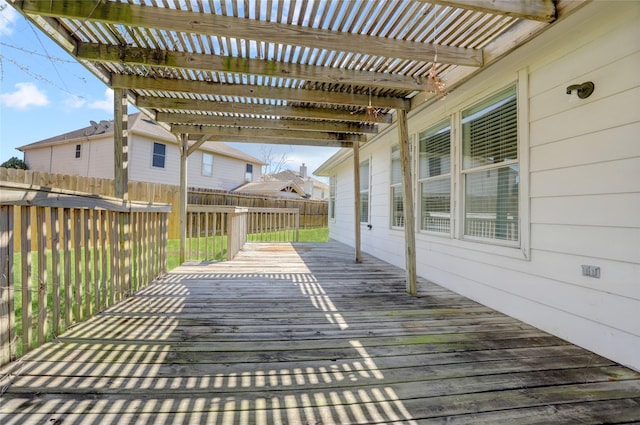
[185,205,299,262]
[0,182,171,367]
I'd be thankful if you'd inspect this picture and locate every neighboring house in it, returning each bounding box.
[264,164,329,200]
[316,3,640,371]
[17,113,265,190]
[233,180,306,199]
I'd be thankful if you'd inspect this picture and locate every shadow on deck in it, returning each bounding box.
[1,241,639,424]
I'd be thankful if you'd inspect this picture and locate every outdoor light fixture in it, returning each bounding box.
[566,81,594,99]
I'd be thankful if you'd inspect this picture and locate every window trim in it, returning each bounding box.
[359,159,370,224]
[414,72,530,261]
[458,84,520,248]
[390,145,404,229]
[329,175,337,222]
[417,118,452,237]
[152,142,166,169]
[75,144,81,159]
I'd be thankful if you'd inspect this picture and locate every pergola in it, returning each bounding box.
[10,0,583,294]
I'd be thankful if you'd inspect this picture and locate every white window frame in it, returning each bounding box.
[359,159,370,224]
[75,144,81,159]
[390,145,404,229]
[418,119,452,236]
[329,176,336,222]
[245,163,253,182]
[459,84,519,247]
[152,142,166,169]
[202,152,213,176]
[415,71,530,260]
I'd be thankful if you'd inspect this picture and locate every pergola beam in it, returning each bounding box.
[185,134,354,149]
[76,43,428,92]
[172,124,365,144]
[157,112,377,134]
[424,0,556,23]
[112,75,409,110]
[137,97,393,124]
[22,0,483,66]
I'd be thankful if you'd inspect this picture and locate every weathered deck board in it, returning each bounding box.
[1,241,639,424]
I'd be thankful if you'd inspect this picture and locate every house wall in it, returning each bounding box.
[24,135,114,178]
[327,2,640,370]
[25,134,262,190]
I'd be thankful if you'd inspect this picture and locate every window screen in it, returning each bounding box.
[462,86,519,242]
[359,160,369,223]
[418,120,451,233]
[390,146,404,227]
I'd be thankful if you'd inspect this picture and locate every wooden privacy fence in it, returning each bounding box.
[185,205,299,262]
[0,168,328,239]
[0,181,171,367]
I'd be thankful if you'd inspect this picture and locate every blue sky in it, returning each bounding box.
[0,0,338,177]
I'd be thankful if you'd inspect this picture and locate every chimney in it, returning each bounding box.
[299,163,307,178]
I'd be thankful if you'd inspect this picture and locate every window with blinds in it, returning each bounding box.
[462,85,519,242]
[329,176,336,220]
[418,120,451,233]
[359,160,370,223]
[390,145,404,227]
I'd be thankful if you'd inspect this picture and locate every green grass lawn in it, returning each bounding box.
[166,226,329,270]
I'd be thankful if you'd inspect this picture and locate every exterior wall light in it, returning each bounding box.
[566,81,594,99]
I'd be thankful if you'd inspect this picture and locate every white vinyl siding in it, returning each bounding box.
[323,3,640,371]
[462,85,519,243]
[419,120,451,234]
[359,159,370,223]
[390,145,403,228]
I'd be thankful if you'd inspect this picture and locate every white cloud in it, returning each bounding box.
[0,0,19,35]
[0,82,49,109]
[87,88,114,112]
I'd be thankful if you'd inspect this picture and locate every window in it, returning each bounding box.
[202,153,213,176]
[152,142,166,168]
[390,145,404,228]
[462,85,518,242]
[329,176,336,220]
[245,163,253,182]
[419,120,451,233]
[75,144,81,159]
[359,160,370,223]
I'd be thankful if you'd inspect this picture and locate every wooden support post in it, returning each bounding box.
[114,89,129,199]
[397,109,417,295]
[353,142,361,263]
[179,134,188,265]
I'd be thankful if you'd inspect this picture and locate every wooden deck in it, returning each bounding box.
[1,241,639,424]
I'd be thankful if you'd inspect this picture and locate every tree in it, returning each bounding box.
[1,156,28,169]
[260,145,291,178]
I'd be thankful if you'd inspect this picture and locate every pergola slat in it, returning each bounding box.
[22,0,483,66]
[425,0,556,23]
